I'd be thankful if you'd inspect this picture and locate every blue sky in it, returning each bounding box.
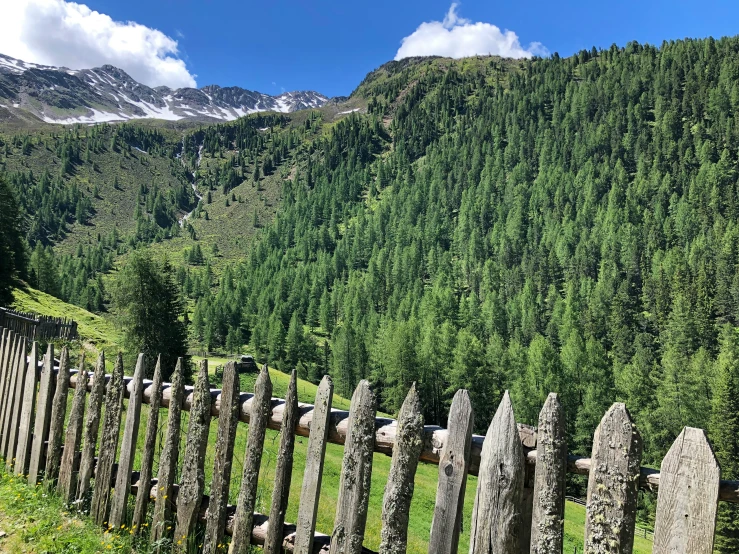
[1,0,738,97]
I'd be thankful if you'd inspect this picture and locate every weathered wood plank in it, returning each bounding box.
[76,352,106,500]
[0,335,23,459]
[230,364,273,554]
[584,403,642,554]
[653,427,720,554]
[329,380,377,554]
[173,359,212,553]
[6,336,29,470]
[203,361,241,554]
[57,359,88,504]
[530,393,567,554]
[44,345,69,486]
[14,341,38,476]
[132,354,164,532]
[108,353,147,528]
[151,357,186,546]
[469,391,525,554]
[265,369,300,554]
[91,352,125,526]
[294,374,334,554]
[428,389,473,554]
[28,344,55,485]
[379,383,424,554]
[0,330,11,428]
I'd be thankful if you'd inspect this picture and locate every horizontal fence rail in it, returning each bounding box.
[0,325,733,554]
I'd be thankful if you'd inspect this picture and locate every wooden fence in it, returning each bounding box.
[0,325,736,554]
[0,307,78,341]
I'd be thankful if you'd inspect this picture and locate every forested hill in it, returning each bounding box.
[4,37,739,543]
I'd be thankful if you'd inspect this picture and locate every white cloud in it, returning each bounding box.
[395,4,548,61]
[0,0,196,88]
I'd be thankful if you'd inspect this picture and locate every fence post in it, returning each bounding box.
[294,374,334,554]
[15,341,38,476]
[28,344,55,485]
[6,336,29,470]
[230,364,273,554]
[584,403,642,554]
[428,389,474,554]
[133,355,164,532]
[531,393,567,554]
[203,360,241,554]
[379,382,424,554]
[91,353,125,526]
[0,329,11,424]
[44,345,70,486]
[109,353,147,528]
[151,357,186,547]
[469,391,525,554]
[653,427,719,554]
[57,360,88,503]
[173,359,212,553]
[76,352,106,501]
[0,335,23,459]
[329,379,377,554]
[265,369,300,554]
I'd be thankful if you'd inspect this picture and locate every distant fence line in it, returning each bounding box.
[0,325,735,554]
[0,307,77,341]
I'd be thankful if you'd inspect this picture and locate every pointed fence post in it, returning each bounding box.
[109,353,147,528]
[57,360,88,503]
[653,427,720,554]
[44,346,70,486]
[0,330,11,420]
[230,364,273,554]
[428,389,474,554]
[151,357,186,546]
[133,355,164,532]
[5,337,28,469]
[584,403,642,554]
[469,391,525,554]
[91,353,125,527]
[329,379,377,554]
[173,360,212,553]
[379,383,424,554]
[294,374,334,554]
[76,352,106,501]
[265,369,300,554]
[1,336,24,459]
[15,341,39,476]
[0,332,17,448]
[203,361,242,553]
[530,393,567,554]
[28,344,55,485]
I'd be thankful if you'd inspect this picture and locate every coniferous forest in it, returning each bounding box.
[3,37,739,546]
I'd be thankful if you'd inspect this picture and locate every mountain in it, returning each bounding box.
[0,53,328,124]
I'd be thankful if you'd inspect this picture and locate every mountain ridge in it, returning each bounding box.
[0,53,329,124]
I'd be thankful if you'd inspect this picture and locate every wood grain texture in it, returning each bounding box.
[229,364,273,554]
[265,369,300,554]
[0,336,23,459]
[428,389,473,554]
[44,345,69,486]
[203,361,241,554]
[5,336,27,470]
[530,393,566,554]
[151,357,186,546]
[76,352,106,501]
[0,332,17,451]
[28,343,55,485]
[90,352,125,526]
[0,330,10,421]
[653,427,719,554]
[57,360,87,504]
[584,403,642,554]
[109,353,147,528]
[379,383,424,554]
[469,391,525,554]
[14,341,38,476]
[294,374,334,554]
[132,355,164,532]
[329,380,377,554]
[173,360,212,553]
